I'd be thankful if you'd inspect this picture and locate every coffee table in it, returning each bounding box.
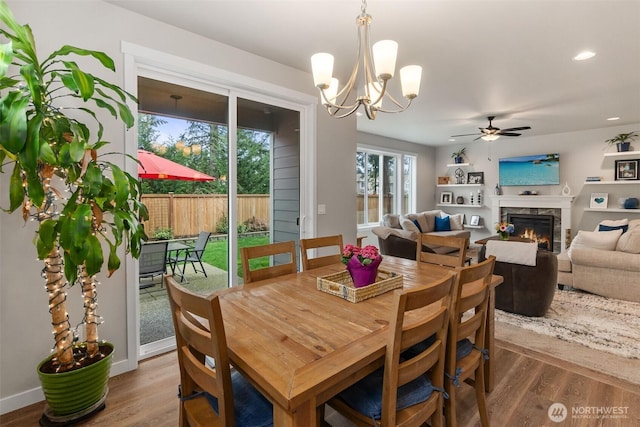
[475,235,533,245]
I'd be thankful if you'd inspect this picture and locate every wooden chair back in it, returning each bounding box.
[327,271,458,426]
[417,234,469,268]
[165,275,234,426]
[240,240,297,283]
[299,234,344,271]
[444,255,496,427]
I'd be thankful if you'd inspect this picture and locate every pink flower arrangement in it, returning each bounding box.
[341,244,381,266]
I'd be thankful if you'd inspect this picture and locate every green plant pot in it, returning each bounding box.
[37,342,114,417]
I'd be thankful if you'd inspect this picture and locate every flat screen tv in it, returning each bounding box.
[499,153,560,186]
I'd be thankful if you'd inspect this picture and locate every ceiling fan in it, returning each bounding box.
[451,116,532,141]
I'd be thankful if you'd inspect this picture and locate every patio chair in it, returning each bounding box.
[240,240,297,283]
[139,241,168,289]
[170,231,212,282]
[325,270,458,426]
[299,234,343,271]
[165,275,273,426]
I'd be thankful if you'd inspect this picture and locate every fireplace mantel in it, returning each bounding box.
[490,195,575,253]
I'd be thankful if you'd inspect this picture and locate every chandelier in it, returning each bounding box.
[311,0,422,120]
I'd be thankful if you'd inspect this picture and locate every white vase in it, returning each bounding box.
[561,182,571,196]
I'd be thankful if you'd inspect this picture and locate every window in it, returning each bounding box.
[357,149,416,226]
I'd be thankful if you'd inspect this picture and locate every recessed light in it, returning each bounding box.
[607,117,620,121]
[449,138,456,142]
[573,51,596,61]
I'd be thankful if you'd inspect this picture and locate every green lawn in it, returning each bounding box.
[200,235,270,277]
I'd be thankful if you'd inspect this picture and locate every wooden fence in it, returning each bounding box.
[141,194,270,238]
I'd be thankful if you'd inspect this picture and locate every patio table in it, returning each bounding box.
[166,242,191,279]
[217,255,503,426]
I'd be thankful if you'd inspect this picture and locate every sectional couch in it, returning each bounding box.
[557,218,640,303]
[372,210,471,260]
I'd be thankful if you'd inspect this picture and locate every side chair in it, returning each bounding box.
[170,231,211,282]
[240,240,297,283]
[299,234,344,271]
[444,255,496,427]
[165,275,273,427]
[417,234,470,268]
[325,270,458,427]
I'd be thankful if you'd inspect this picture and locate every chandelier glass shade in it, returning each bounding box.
[311,0,422,120]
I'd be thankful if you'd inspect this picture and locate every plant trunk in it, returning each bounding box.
[79,265,99,357]
[45,247,75,370]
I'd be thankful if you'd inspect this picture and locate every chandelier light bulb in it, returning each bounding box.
[400,65,422,98]
[372,40,398,79]
[311,53,334,89]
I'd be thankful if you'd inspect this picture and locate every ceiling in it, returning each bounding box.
[106,0,640,147]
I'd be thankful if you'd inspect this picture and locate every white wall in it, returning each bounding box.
[0,0,356,412]
[434,123,640,242]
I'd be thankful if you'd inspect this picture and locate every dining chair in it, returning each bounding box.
[325,270,458,427]
[240,240,297,283]
[299,234,344,271]
[165,275,273,427]
[139,241,168,289]
[417,234,470,268]
[170,231,212,282]
[444,256,496,427]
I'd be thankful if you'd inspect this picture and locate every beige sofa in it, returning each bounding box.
[557,219,640,303]
[372,210,471,260]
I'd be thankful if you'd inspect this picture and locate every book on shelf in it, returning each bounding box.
[586,176,602,182]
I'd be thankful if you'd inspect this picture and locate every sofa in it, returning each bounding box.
[372,210,471,260]
[557,218,640,303]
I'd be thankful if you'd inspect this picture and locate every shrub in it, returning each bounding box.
[152,227,174,240]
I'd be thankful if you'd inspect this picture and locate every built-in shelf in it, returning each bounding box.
[437,203,484,208]
[445,162,471,167]
[603,150,640,158]
[463,224,484,229]
[437,183,482,188]
[584,180,640,185]
[584,208,640,213]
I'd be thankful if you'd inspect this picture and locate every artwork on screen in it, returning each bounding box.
[499,153,560,186]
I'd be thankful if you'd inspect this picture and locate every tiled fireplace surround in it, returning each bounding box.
[490,195,575,253]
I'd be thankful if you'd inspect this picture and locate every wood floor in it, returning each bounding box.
[3,341,639,427]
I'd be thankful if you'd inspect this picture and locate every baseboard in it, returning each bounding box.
[0,358,134,416]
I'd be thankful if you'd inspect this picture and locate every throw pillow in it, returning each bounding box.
[400,218,421,234]
[599,224,629,233]
[434,216,451,232]
[383,214,401,229]
[448,213,464,230]
[421,212,437,232]
[594,218,629,232]
[412,219,423,232]
[567,229,623,260]
[616,227,640,254]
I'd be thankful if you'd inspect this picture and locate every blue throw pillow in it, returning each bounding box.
[599,224,629,234]
[435,216,451,232]
[412,219,423,232]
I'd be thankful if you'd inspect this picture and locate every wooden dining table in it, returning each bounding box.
[217,255,503,427]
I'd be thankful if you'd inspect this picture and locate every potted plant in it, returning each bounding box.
[605,131,638,152]
[0,1,147,422]
[451,147,466,164]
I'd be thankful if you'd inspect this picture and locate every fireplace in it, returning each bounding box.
[507,213,554,251]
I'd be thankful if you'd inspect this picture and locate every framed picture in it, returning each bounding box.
[615,159,639,181]
[467,171,484,184]
[438,176,450,185]
[440,191,453,204]
[469,215,480,226]
[590,192,608,209]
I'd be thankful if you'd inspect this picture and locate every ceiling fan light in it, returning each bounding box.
[481,134,500,142]
[311,52,334,88]
[400,65,422,98]
[372,40,398,79]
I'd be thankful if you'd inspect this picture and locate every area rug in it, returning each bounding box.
[495,288,640,359]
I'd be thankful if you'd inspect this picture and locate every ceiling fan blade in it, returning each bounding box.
[473,136,484,141]
[501,126,531,132]
[451,133,481,137]
[498,132,522,136]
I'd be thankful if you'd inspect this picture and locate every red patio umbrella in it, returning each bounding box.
[137,149,215,181]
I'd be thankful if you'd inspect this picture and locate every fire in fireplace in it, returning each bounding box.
[507,213,554,251]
